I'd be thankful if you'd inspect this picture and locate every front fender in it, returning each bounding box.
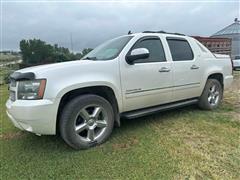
[55,81,123,112]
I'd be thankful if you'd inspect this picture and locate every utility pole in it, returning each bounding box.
[70,33,73,52]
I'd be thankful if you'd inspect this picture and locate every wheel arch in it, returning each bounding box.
[56,85,121,134]
[207,72,224,88]
[200,71,224,97]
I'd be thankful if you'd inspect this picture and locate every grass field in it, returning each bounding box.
[0,53,21,84]
[0,54,20,64]
[0,72,239,179]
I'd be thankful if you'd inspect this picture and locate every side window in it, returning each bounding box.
[131,38,166,63]
[167,38,194,61]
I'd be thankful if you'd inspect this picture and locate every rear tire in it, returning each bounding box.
[59,94,114,150]
[198,79,223,110]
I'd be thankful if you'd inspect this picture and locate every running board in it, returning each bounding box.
[121,99,198,119]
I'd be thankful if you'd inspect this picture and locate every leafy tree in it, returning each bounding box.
[20,39,54,65]
[81,48,93,57]
[74,53,83,60]
[20,39,93,66]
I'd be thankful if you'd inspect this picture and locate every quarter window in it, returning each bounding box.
[130,37,166,63]
[167,38,194,61]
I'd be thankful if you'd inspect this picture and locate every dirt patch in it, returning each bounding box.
[112,136,139,150]
[227,71,240,91]
[224,72,240,110]
[0,131,26,140]
[183,135,209,148]
[221,111,240,123]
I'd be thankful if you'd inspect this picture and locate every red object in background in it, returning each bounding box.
[192,36,232,56]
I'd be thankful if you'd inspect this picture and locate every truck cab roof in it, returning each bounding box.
[126,31,192,41]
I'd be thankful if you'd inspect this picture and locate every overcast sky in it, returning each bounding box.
[2,0,240,52]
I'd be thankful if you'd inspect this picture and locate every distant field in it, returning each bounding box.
[0,54,21,84]
[0,71,239,179]
[0,54,21,63]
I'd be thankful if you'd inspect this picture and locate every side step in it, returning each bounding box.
[121,98,198,119]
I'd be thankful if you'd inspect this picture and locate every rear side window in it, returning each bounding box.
[131,37,166,63]
[167,38,194,61]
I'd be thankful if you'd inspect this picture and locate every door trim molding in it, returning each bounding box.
[125,82,200,95]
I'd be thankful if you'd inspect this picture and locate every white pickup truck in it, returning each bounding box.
[6,31,233,149]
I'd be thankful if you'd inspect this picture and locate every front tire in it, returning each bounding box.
[198,79,223,110]
[59,94,114,150]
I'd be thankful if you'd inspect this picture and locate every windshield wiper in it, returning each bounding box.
[82,56,97,60]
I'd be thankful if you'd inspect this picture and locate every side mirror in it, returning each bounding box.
[126,48,150,65]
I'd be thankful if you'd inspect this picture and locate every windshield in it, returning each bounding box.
[82,36,133,60]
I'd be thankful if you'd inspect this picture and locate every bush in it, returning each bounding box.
[0,64,19,85]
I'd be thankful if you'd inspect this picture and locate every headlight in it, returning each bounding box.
[17,79,46,100]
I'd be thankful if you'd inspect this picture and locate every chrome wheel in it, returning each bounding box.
[75,105,108,142]
[207,85,220,106]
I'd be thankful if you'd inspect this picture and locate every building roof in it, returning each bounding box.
[212,18,240,36]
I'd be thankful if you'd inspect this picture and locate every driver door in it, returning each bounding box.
[120,36,173,112]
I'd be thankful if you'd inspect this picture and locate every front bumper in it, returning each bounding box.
[6,98,59,135]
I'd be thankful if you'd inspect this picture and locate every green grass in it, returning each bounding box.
[0,72,240,179]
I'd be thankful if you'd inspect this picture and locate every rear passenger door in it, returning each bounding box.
[167,37,202,101]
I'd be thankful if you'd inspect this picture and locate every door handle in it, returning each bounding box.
[159,67,170,72]
[190,65,199,70]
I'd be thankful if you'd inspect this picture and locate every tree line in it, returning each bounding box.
[20,39,92,66]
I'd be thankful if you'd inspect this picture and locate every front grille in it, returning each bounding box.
[10,91,16,101]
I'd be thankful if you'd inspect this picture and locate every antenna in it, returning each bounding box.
[128,30,132,35]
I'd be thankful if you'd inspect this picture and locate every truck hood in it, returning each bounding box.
[17,60,94,75]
